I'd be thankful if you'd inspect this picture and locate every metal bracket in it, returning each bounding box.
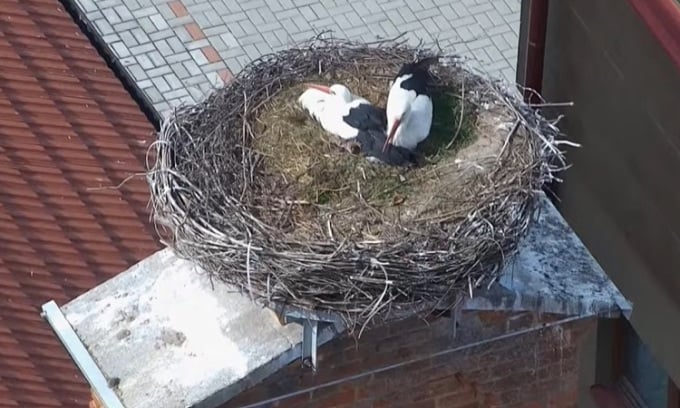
[283,314,335,371]
[273,302,344,371]
[41,300,125,408]
[447,301,464,341]
[301,319,319,370]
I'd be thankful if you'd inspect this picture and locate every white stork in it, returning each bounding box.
[383,57,437,152]
[297,83,386,139]
[298,83,418,167]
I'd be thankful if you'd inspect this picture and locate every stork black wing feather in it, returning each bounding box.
[395,56,439,78]
[395,56,438,96]
[354,129,420,168]
[343,103,387,132]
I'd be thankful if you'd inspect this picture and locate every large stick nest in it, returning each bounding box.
[147,35,568,333]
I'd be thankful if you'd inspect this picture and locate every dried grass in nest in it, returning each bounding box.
[147,34,571,334]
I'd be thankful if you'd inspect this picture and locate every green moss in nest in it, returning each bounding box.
[420,89,477,158]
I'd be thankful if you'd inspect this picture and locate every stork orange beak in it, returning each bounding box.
[383,119,401,152]
[304,83,331,94]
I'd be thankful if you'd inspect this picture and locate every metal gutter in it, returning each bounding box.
[41,300,125,408]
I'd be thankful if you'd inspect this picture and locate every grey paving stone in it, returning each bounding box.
[156,101,171,113]
[131,27,150,43]
[132,6,158,18]
[206,71,223,87]
[144,87,163,104]
[189,49,209,66]
[119,56,136,66]
[113,20,139,32]
[147,65,173,78]
[137,54,155,69]
[310,3,329,18]
[186,2,215,13]
[166,53,191,64]
[119,31,138,47]
[147,50,165,67]
[138,16,157,33]
[93,19,114,36]
[163,73,184,90]
[137,79,153,89]
[93,0,120,8]
[168,15,192,28]
[74,0,520,112]
[114,5,134,20]
[203,26,231,37]
[165,88,190,100]
[193,13,210,28]
[111,41,131,58]
[102,8,122,25]
[240,19,259,36]
[149,13,170,30]
[210,36,228,51]
[129,43,155,54]
[128,64,148,80]
[262,31,283,48]
[157,3,177,20]
[183,59,203,76]
[168,37,186,54]
[102,33,120,43]
[172,63,191,79]
[187,38,211,50]
[188,86,206,102]
[149,30,175,43]
[237,34,261,47]
[126,0,142,11]
[185,75,209,86]
[174,26,193,43]
[79,0,97,13]
[151,76,171,93]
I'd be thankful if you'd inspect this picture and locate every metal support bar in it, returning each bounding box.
[451,302,463,340]
[283,314,330,371]
[301,319,319,370]
[41,300,125,408]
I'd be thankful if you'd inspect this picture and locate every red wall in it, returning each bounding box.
[226,312,596,408]
[540,0,680,384]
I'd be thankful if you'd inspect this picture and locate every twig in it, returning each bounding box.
[85,172,145,191]
[498,119,521,160]
[446,75,466,150]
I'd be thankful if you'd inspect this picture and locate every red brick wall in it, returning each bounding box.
[226,312,596,408]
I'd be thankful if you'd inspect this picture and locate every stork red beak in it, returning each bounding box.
[304,83,331,94]
[383,119,401,152]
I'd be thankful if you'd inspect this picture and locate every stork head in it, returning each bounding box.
[304,83,353,103]
[383,86,413,152]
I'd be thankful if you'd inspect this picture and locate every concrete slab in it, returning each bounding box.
[67,0,521,114]
[469,194,631,317]
[61,249,340,408]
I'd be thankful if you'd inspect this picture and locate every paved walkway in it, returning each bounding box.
[75,0,520,114]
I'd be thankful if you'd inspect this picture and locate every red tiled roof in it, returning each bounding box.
[0,0,160,406]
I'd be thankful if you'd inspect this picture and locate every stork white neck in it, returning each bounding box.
[305,83,354,103]
[385,95,413,148]
[384,74,433,151]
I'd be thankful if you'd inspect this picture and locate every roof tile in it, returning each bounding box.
[0,0,160,406]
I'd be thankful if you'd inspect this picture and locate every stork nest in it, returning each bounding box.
[147,35,568,333]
